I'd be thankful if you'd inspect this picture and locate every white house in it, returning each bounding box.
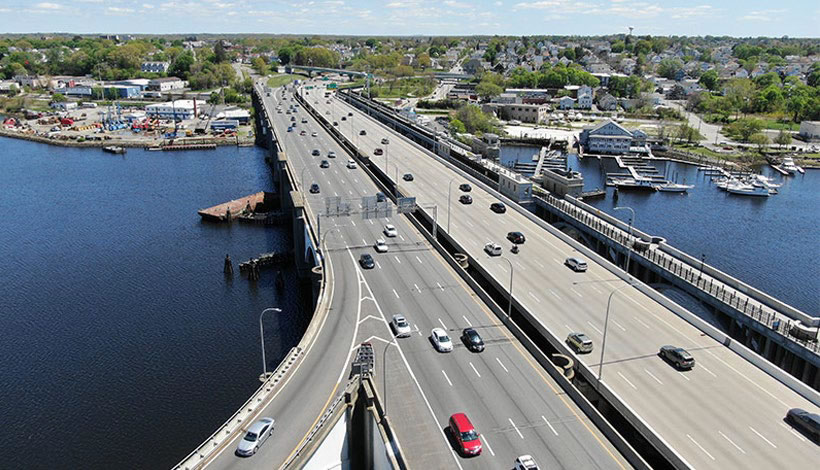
[577,92,593,109]
[558,96,576,110]
[579,120,641,154]
[141,61,170,74]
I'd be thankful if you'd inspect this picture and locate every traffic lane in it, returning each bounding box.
[205,241,360,470]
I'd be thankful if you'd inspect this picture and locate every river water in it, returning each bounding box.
[0,138,307,469]
[501,145,819,314]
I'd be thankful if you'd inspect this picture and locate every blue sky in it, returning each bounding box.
[0,0,817,37]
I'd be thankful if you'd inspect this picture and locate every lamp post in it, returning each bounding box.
[491,255,514,320]
[259,307,283,381]
[384,140,390,177]
[698,253,706,283]
[382,339,398,418]
[320,227,341,259]
[614,206,635,277]
[597,283,633,387]
[447,177,458,233]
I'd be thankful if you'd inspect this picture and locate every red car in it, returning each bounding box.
[449,413,482,456]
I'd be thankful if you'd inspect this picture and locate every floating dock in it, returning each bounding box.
[198,192,268,222]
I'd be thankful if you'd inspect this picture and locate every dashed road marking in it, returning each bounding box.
[542,416,559,436]
[586,321,603,335]
[633,316,651,329]
[612,319,627,332]
[617,371,637,390]
[509,418,524,439]
[481,435,495,456]
[779,422,806,442]
[469,362,481,378]
[719,430,746,454]
[687,434,715,461]
[529,291,540,303]
[496,357,509,373]
[441,370,453,387]
[376,261,382,270]
[550,290,561,300]
[438,318,447,329]
[437,282,444,291]
[644,368,663,385]
[416,256,423,264]
[392,289,399,299]
[749,426,777,448]
[394,256,401,264]
[414,283,421,293]
[462,315,472,327]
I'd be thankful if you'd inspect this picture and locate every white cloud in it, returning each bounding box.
[107,6,136,13]
[741,9,787,22]
[444,0,471,8]
[142,3,154,9]
[35,2,64,9]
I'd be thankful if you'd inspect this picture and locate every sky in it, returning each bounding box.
[0,0,817,37]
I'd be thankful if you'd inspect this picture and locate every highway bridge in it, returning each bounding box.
[177,79,818,470]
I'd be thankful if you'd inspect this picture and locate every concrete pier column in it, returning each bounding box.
[224,254,233,276]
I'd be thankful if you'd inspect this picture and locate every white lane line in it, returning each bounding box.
[466,220,475,228]
[644,368,663,385]
[392,288,400,299]
[529,291,541,303]
[394,256,401,264]
[462,315,473,327]
[362,238,367,245]
[564,324,573,332]
[611,319,627,332]
[399,235,405,241]
[700,364,717,378]
[586,321,603,335]
[571,288,583,298]
[469,362,481,378]
[415,325,422,337]
[718,431,747,454]
[550,290,561,300]
[369,219,374,225]
[350,219,356,226]
[334,191,338,197]
[633,316,651,329]
[481,435,495,456]
[497,264,507,273]
[441,370,453,387]
[376,261,382,270]
[437,282,444,291]
[704,350,789,407]
[535,260,545,269]
[416,256,423,264]
[509,418,524,439]
[617,371,637,390]
[687,434,715,461]
[496,357,509,373]
[541,416,559,436]
[354,178,359,183]
[414,283,421,293]
[779,423,806,442]
[438,318,447,329]
[678,372,691,381]
[552,257,560,264]
[749,426,777,448]
[515,261,526,271]
[590,284,603,294]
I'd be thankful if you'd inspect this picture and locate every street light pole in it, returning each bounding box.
[614,206,635,277]
[597,283,633,387]
[447,177,458,233]
[698,253,706,282]
[382,339,397,418]
[259,307,283,380]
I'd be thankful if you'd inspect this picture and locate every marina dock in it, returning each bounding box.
[198,192,270,222]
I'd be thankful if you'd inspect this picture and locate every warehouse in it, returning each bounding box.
[148,77,186,92]
[145,99,203,120]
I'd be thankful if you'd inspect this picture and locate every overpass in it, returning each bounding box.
[175,82,641,469]
[303,84,820,469]
[285,65,367,79]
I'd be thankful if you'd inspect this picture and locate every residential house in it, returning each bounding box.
[142,61,170,74]
[577,91,593,109]
[500,103,548,123]
[557,96,576,110]
[13,75,44,88]
[596,93,618,111]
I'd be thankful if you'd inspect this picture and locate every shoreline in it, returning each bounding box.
[0,128,255,149]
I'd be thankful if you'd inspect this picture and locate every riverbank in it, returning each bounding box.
[0,127,254,149]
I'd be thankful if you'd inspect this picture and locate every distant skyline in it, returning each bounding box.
[0,0,818,38]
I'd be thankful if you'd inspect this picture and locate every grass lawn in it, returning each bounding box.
[755,117,800,132]
[672,143,728,160]
[372,78,435,99]
[267,74,302,88]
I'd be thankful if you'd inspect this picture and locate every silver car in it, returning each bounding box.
[391,314,412,338]
[236,417,275,456]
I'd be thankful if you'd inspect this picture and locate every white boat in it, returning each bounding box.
[607,176,657,190]
[653,182,694,192]
[781,157,804,175]
[726,182,771,197]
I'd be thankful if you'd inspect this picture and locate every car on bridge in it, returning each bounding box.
[490,202,506,213]
[373,148,383,155]
[785,408,820,443]
[566,332,593,353]
[507,231,526,244]
[309,183,320,194]
[348,112,353,116]
[514,455,539,469]
[300,130,306,136]
[449,413,481,456]
[320,160,330,168]
[341,116,346,121]
[403,173,414,181]
[359,253,375,269]
[311,149,320,156]
[327,151,336,158]
[459,195,472,204]
[659,345,695,370]
[311,131,318,137]
[376,192,386,202]
[391,314,412,338]
[459,183,472,192]
[333,121,338,126]
[564,257,587,272]
[383,224,397,238]
[461,328,484,352]
[347,159,358,169]
[484,242,502,257]
[235,417,275,457]
[302,118,308,123]
[360,129,367,135]
[374,239,388,253]
[431,328,453,352]
[381,137,390,144]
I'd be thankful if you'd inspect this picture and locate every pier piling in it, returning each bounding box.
[224,254,233,276]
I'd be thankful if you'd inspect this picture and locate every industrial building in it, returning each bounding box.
[145,99,203,120]
[148,77,186,92]
[499,103,549,124]
[141,61,170,74]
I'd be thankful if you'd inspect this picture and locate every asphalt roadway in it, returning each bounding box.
[198,83,632,470]
[306,85,820,470]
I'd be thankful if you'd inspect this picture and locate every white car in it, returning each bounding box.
[347,159,358,169]
[235,417,275,456]
[431,328,453,352]
[484,242,502,257]
[327,151,336,158]
[383,224,397,238]
[374,238,388,253]
[391,314,412,338]
[311,131,318,137]
[514,455,539,470]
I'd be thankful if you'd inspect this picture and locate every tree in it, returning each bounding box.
[51,93,66,102]
[724,118,763,141]
[774,129,792,148]
[657,58,684,80]
[252,57,269,75]
[724,79,756,116]
[749,133,770,152]
[698,69,719,91]
[416,52,431,69]
[214,40,227,63]
[169,51,194,79]
[449,118,466,133]
[675,123,703,143]
[476,81,503,101]
[455,104,498,134]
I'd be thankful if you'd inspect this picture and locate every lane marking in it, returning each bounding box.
[550,290,561,300]
[718,430,746,454]
[535,260,545,269]
[414,325,422,337]
[441,370,453,387]
[376,261,382,270]
[644,368,663,385]
[633,316,651,329]
[497,264,507,273]
[496,357,509,373]
[414,283,421,293]
[481,435,495,456]
[416,255,423,264]
[394,256,401,264]
[362,238,367,245]
[350,219,355,226]
[529,291,540,303]
[704,350,789,407]
[586,321,603,335]
[515,261,526,271]
[369,219,374,225]
[542,416,559,436]
[571,288,583,298]
[437,282,444,291]
[686,434,715,461]
[617,371,637,390]
[612,319,627,332]
[509,418,524,439]
[678,372,691,382]
[399,234,405,241]
[438,318,447,329]
[778,423,806,442]
[392,289,400,299]
[469,362,481,378]
[462,315,472,327]
[700,364,717,378]
[749,426,777,448]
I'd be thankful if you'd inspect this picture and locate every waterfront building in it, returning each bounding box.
[145,99,203,120]
[579,120,647,154]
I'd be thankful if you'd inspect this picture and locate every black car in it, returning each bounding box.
[359,253,375,269]
[507,231,525,244]
[459,183,472,192]
[785,408,820,442]
[348,112,353,116]
[320,160,330,168]
[659,345,695,370]
[376,192,386,203]
[359,129,367,135]
[309,183,320,194]
[341,116,347,121]
[490,202,506,214]
[459,195,473,204]
[403,173,414,181]
[333,121,338,126]
[461,328,484,352]
[311,149,320,156]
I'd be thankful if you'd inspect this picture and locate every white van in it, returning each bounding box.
[484,242,502,257]
[565,257,587,272]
